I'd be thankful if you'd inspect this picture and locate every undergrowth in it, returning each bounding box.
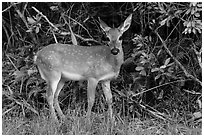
[2,110,201,135]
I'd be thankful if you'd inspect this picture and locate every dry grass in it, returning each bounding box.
[2,110,201,135]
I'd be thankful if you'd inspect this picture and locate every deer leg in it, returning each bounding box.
[53,79,65,121]
[102,80,113,123]
[47,81,59,121]
[86,78,98,124]
[45,71,61,122]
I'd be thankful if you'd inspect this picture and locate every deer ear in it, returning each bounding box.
[99,17,111,32]
[118,14,132,33]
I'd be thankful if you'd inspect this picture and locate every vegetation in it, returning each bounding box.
[2,2,202,135]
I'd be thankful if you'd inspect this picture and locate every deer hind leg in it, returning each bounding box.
[86,78,98,123]
[101,80,113,123]
[53,79,66,121]
[46,71,61,122]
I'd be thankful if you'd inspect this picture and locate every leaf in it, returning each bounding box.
[71,32,77,45]
[188,27,192,33]
[28,89,38,99]
[140,70,146,76]
[148,36,152,42]
[186,9,191,14]
[141,52,148,57]
[166,62,174,67]
[160,68,164,73]
[160,18,167,26]
[164,58,171,66]
[191,21,195,27]
[27,17,36,24]
[167,67,173,73]
[197,3,202,7]
[157,90,164,99]
[60,31,70,35]
[197,99,202,109]
[174,10,182,17]
[194,12,200,17]
[195,19,202,24]
[193,112,202,119]
[191,2,197,7]
[26,29,33,33]
[135,66,144,71]
[183,21,188,27]
[13,70,26,82]
[180,80,185,87]
[155,74,161,80]
[187,21,192,27]
[191,7,195,15]
[69,25,77,45]
[192,28,196,34]
[137,43,143,48]
[50,6,59,11]
[183,28,188,34]
[160,65,166,69]
[35,26,39,33]
[164,72,173,77]
[151,67,160,72]
[157,49,162,56]
[27,69,36,76]
[196,27,201,33]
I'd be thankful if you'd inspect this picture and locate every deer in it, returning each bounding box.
[34,14,132,124]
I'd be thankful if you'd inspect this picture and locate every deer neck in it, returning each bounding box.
[112,46,124,75]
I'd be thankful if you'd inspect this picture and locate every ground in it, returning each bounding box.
[2,110,202,135]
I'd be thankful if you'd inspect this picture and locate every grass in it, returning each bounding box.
[2,110,202,135]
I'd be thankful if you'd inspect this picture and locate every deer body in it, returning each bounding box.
[35,14,132,123]
[36,43,123,80]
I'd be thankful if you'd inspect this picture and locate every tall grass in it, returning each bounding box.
[2,110,201,135]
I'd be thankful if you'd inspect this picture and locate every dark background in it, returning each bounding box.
[2,2,202,128]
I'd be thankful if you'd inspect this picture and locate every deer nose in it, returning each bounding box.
[111,48,120,55]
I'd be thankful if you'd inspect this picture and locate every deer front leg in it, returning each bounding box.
[102,80,114,125]
[86,78,98,125]
[53,79,66,121]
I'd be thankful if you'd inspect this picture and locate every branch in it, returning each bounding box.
[2,2,21,13]
[32,6,59,31]
[75,34,101,44]
[155,31,202,86]
[32,6,58,43]
[13,3,38,44]
[32,6,100,44]
[13,3,29,28]
[132,79,190,97]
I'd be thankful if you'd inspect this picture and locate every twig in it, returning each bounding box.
[192,43,202,68]
[6,54,18,70]
[155,31,202,86]
[32,6,59,31]
[61,11,78,45]
[52,31,58,43]
[13,3,38,44]
[139,104,172,121]
[75,34,101,44]
[132,79,190,97]
[183,89,201,95]
[64,14,93,39]
[32,6,58,43]
[2,2,21,13]
[13,3,29,28]
[32,6,100,44]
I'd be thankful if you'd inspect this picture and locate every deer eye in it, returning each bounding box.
[101,35,110,42]
[105,36,110,41]
[119,36,122,40]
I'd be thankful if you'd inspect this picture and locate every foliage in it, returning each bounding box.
[2,112,202,135]
[2,2,202,134]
